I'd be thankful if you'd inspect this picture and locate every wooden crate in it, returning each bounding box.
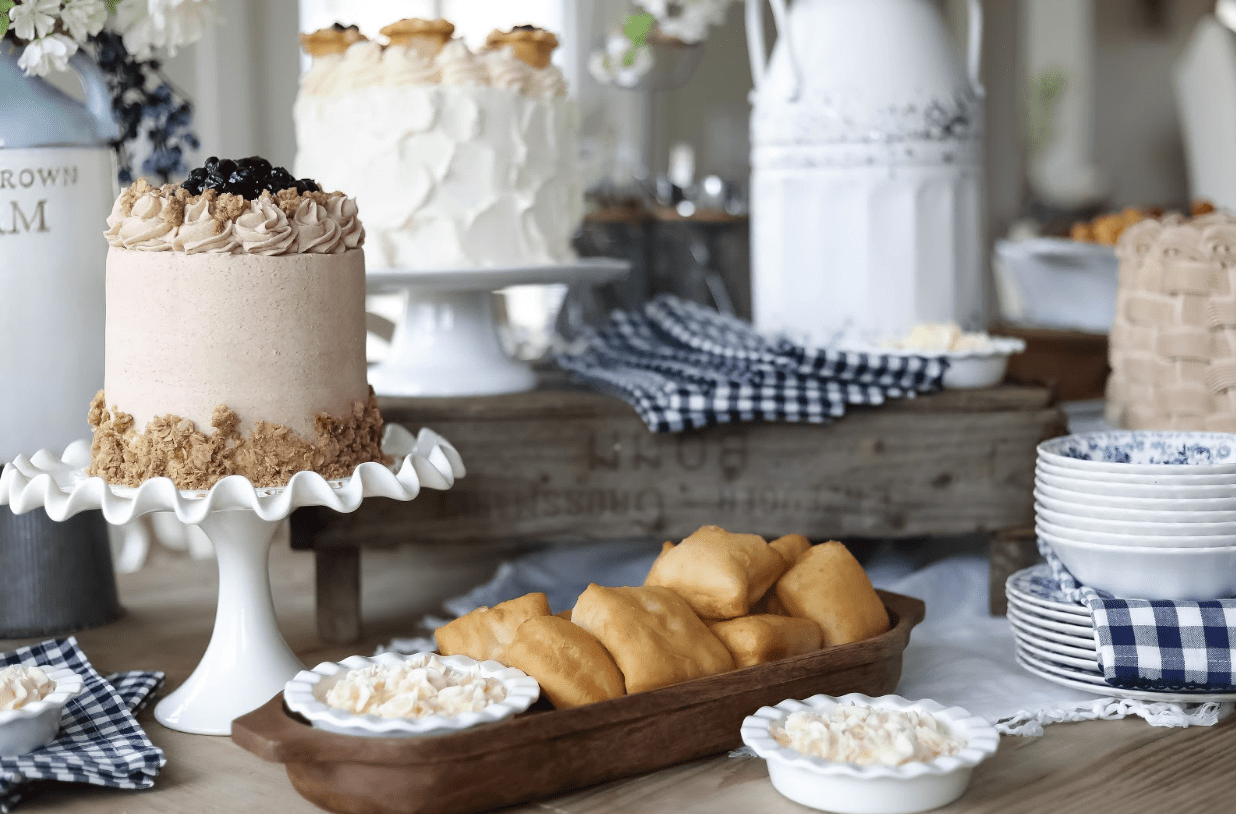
[296,385,1064,641]
[1000,325,1109,402]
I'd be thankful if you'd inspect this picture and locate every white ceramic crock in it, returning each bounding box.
[0,667,85,756]
[746,0,986,346]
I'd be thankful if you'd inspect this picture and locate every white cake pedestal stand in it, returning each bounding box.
[366,259,628,397]
[0,425,465,736]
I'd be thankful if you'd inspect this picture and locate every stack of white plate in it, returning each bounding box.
[1035,430,1236,601]
[1005,565,1236,702]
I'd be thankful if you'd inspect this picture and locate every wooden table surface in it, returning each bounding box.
[4,541,1235,814]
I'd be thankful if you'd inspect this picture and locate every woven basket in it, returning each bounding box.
[1107,213,1236,431]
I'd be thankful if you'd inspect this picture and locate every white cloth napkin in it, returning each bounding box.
[386,541,1233,736]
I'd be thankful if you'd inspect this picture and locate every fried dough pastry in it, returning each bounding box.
[708,614,822,669]
[644,525,786,620]
[769,534,812,566]
[775,542,889,646]
[505,616,626,709]
[571,584,734,694]
[434,592,551,663]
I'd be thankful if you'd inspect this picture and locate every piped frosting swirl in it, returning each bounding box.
[300,30,567,99]
[104,178,365,256]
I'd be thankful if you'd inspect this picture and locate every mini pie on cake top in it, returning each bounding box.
[380,18,455,56]
[644,525,787,620]
[299,23,366,56]
[485,25,559,69]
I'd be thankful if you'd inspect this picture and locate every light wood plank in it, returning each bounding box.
[319,387,1065,552]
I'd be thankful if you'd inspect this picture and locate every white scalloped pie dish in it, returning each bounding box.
[740,693,1000,814]
[0,667,85,757]
[283,652,540,738]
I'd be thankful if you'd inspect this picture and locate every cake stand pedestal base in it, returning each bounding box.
[0,428,465,736]
[366,259,628,398]
[154,510,301,735]
[368,289,534,397]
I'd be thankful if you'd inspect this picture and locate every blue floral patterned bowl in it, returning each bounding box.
[1038,431,1236,475]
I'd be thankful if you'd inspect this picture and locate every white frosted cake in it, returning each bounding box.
[89,159,388,489]
[292,20,582,270]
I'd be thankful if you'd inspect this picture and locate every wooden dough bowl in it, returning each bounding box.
[232,590,925,814]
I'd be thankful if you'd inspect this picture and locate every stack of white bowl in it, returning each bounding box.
[1035,430,1236,601]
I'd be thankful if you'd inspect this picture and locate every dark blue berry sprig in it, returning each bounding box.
[88,29,200,185]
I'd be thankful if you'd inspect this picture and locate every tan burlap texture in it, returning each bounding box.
[1107,213,1236,431]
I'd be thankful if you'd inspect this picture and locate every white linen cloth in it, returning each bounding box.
[386,541,1232,736]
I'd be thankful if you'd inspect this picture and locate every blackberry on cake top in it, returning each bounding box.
[181,156,320,199]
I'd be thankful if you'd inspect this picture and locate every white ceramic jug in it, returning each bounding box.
[746,0,986,346]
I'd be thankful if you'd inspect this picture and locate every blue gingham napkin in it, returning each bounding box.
[1,638,166,813]
[555,295,948,432]
[1039,540,1236,692]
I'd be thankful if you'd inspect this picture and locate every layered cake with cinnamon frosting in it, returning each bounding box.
[89,157,388,489]
[292,20,582,269]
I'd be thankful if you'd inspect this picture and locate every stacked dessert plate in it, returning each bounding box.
[1034,430,1236,600]
[1005,565,1236,702]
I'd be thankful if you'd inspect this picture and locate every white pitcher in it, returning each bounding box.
[746,0,986,346]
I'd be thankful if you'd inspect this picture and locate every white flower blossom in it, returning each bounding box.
[588,32,653,89]
[17,33,79,76]
[60,0,107,42]
[117,0,215,60]
[9,0,62,41]
[636,0,734,44]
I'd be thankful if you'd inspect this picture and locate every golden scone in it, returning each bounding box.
[708,615,822,668]
[775,542,889,646]
[434,592,551,662]
[644,525,786,620]
[556,608,572,622]
[769,534,811,566]
[572,584,734,694]
[504,616,625,709]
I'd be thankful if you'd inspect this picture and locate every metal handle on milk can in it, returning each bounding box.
[745,0,800,101]
[68,50,121,142]
[967,0,985,96]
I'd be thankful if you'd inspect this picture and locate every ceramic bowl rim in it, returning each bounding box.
[740,693,999,780]
[1033,489,1236,520]
[0,666,85,727]
[283,652,540,737]
[874,336,1026,361]
[1034,482,1236,510]
[1037,431,1236,473]
[1037,459,1236,484]
[1034,503,1236,535]
[1037,526,1236,554]
[1035,472,1236,498]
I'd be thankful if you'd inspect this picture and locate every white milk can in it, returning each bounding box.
[0,43,118,462]
[746,0,986,346]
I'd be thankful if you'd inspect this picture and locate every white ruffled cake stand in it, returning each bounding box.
[366,258,628,397]
[0,425,465,736]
